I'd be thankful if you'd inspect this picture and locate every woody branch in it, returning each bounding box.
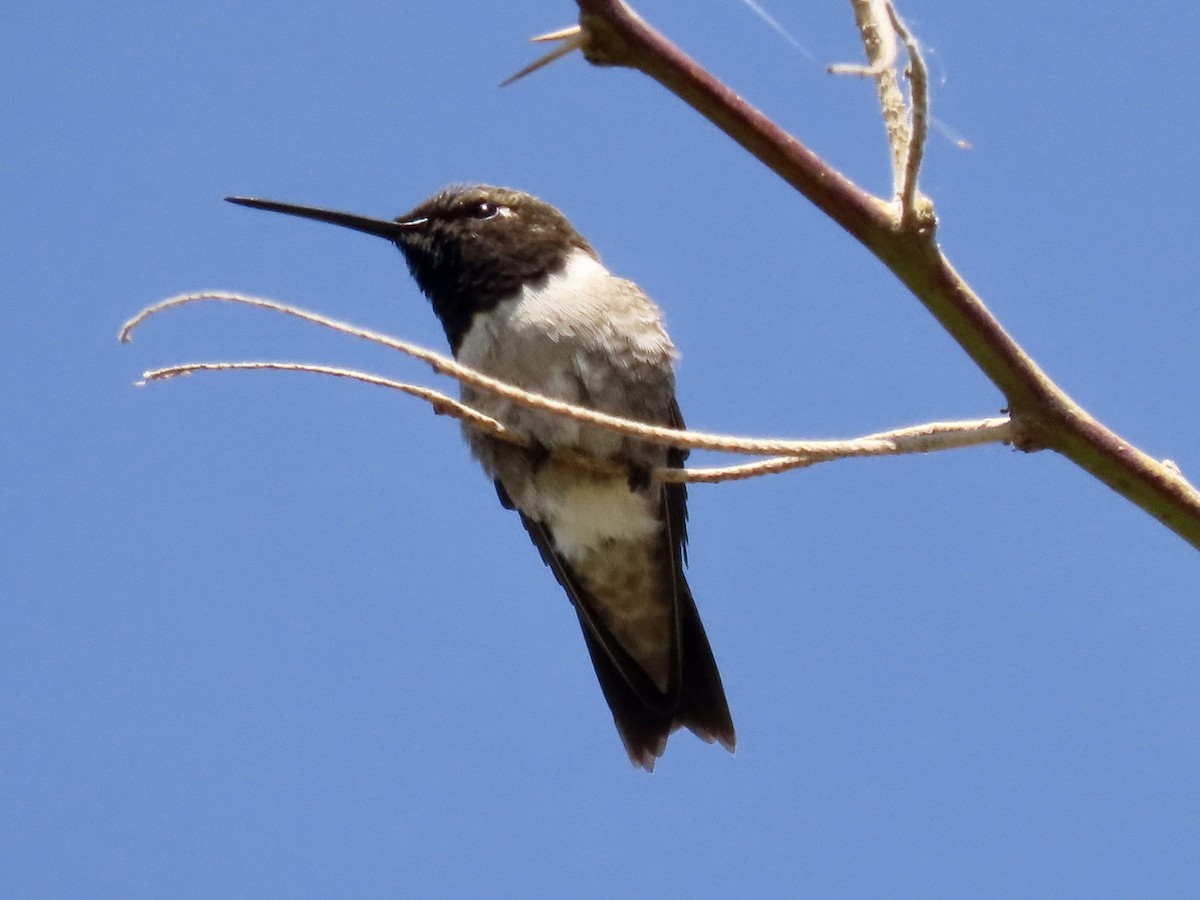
[536,0,1200,548]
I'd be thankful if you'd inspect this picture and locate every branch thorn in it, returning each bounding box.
[501,24,588,87]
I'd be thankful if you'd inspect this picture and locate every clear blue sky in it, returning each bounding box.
[4,1,1199,896]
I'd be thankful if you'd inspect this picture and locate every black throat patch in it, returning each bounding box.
[392,185,596,353]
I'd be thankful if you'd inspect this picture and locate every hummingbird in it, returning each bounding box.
[226,185,735,770]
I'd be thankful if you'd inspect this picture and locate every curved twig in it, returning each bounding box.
[137,358,1015,485]
[124,292,1013,466]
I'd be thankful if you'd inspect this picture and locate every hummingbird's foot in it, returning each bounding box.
[527,439,552,474]
[625,462,654,493]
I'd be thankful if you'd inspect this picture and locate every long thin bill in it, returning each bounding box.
[224,196,412,240]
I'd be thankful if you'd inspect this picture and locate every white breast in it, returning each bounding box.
[455,248,675,561]
[455,248,675,456]
[456,249,622,369]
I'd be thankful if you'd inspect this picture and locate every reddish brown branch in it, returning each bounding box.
[572,0,1200,548]
[577,0,893,245]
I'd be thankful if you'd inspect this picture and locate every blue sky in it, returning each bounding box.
[4,1,1200,896]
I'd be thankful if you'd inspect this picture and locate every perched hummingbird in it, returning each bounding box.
[226,185,735,770]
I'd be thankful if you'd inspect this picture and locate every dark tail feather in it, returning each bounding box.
[674,587,736,753]
[509,491,734,769]
[578,620,672,770]
[578,586,735,771]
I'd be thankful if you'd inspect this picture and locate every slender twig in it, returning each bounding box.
[829,0,907,202]
[827,0,928,224]
[140,360,523,444]
[137,358,1015,485]
[827,0,896,78]
[121,291,856,457]
[123,291,1013,464]
[567,0,1200,548]
[886,2,929,226]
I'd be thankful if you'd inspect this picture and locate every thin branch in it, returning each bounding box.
[119,291,794,456]
[126,292,1017,465]
[827,0,896,79]
[137,358,1016,485]
[575,2,894,244]
[567,0,1200,548]
[140,360,524,445]
[827,0,929,224]
[886,2,929,226]
[829,0,908,203]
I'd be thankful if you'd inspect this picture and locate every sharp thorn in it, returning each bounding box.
[530,24,582,43]
[500,27,587,87]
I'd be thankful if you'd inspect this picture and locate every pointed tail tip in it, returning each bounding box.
[632,738,667,773]
[621,721,735,771]
[633,754,658,774]
[619,731,668,773]
[691,723,737,755]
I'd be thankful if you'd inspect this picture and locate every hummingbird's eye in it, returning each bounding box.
[471,201,500,220]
